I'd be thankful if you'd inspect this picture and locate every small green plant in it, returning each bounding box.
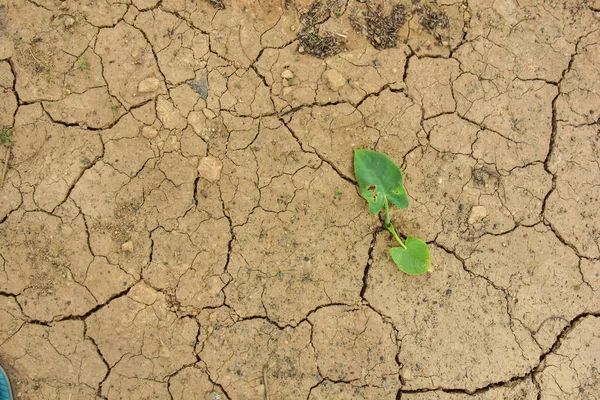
[0,128,14,147]
[111,103,119,113]
[354,149,430,275]
[79,54,90,71]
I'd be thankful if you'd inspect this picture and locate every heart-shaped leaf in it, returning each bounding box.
[389,237,430,275]
[353,149,408,214]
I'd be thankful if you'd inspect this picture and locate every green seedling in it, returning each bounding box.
[79,54,90,71]
[46,67,53,83]
[354,149,430,275]
[0,128,14,147]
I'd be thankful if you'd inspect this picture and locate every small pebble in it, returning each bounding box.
[197,156,223,182]
[281,69,294,79]
[121,241,134,252]
[138,77,161,93]
[64,16,75,28]
[322,69,346,91]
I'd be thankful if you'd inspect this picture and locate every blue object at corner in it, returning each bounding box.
[0,364,12,400]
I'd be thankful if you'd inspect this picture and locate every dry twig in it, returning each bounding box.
[263,366,269,400]
[0,146,11,187]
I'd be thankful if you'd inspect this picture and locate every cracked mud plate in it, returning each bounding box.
[0,0,599,399]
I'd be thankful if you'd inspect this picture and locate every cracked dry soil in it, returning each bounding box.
[0,0,599,399]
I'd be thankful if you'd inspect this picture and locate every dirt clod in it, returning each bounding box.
[141,126,158,139]
[137,77,161,93]
[322,68,346,91]
[281,69,294,79]
[188,78,209,100]
[121,240,134,252]
[197,156,223,182]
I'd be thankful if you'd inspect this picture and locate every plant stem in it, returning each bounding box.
[386,222,407,249]
[384,197,391,226]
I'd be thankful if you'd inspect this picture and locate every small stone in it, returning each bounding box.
[282,86,293,96]
[141,126,158,139]
[322,69,346,91]
[281,69,294,79]
[64,16,75,28]
[188,78,209,100]
[121,241,134,252]
[138,77,161,93]
[468,205,487,225]
[203,108,217,119]
[197,156,223,182]
[298,46,305,53]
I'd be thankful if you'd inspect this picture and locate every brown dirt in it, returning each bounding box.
[0,0,599,399]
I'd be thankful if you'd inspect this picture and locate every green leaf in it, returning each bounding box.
[389,237,430,275]
[353,149,408,214]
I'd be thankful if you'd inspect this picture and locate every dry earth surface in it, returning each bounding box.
[0,0,599,399]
